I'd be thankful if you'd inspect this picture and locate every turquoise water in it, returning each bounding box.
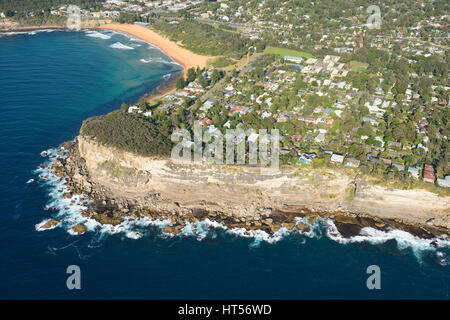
[0,30,449,299]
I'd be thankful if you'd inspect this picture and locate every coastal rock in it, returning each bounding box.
[296,223,311,233]
[270,224,281,233]
[282,222,296,230]
[71,224,87,235]
[41,219,60,230]
[60,141,74,150]
[62,192,72,199]
[333,215,362,238]
[164,225,182,235]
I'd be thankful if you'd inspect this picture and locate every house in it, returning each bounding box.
[392,163,405,172]
[228,105,243,116]
[330,153,344,164]
[315,133,326,143]
[345,157,360,168]
[200,99,215,112]
[128,105,140,113]
[299,153,316,164]
[407,166,420,179]
[423,164,435,183]
[200,117,212,127]
[437,176,450,188]
[284,56,303,64]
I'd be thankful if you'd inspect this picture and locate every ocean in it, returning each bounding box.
[0,29,449,299]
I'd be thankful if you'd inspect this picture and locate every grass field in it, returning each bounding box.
[264,46,313,59]
[199,21,239,34]
[349,60,369,72]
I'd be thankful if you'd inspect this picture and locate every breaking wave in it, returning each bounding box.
[85,30,111,40]
[109,42,134,50]
[0,29,59,38]
[35,146,449,264]
[140,58,153,63]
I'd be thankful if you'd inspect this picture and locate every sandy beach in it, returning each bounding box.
[98,23,213,76]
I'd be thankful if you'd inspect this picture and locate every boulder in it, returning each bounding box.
[41,219,60,230]
[296,223,311,233]
[71,224,87,235]
[282,222,296,230]
[270,224,281,233]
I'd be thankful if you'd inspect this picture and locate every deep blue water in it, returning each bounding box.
[0,30,449,299]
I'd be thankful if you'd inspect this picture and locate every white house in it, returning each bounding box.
[331,153,344,164]
[437,176,450,188]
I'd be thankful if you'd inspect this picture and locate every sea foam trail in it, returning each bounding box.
[0,29,59,37]
[35,146,449,263]
[109,42,135,50]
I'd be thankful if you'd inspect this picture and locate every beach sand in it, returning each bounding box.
[98,23,213,76]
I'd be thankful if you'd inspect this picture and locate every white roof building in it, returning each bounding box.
[331,154,344,164]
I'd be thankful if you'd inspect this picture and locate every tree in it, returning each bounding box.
[186,68,196,83]
[211,69,221,84]
[176,77,186,90]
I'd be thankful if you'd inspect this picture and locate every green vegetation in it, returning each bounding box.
[349,61,369,72]
[0,0,103,25]
[263,47,313,59]
[152,21,252,59]
[81,110,173,157]
[209,57,235,68]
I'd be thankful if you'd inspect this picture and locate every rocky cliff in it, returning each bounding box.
[49,135,450,238]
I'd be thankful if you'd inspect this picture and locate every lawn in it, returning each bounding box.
[349,60,369,72]
[264,46,313,59]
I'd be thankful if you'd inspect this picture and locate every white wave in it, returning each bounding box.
[34,146,450,263]
[140,58,153,63]
[109,42,134,50]
[0,29,59,37]
[126,231,143,239]
[325,219,450,258]
[85,30,111,40]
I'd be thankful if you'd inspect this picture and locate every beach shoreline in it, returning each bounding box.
[0,24,187,105]
[97,23,213,77]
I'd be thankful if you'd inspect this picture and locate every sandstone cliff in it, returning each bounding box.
[52,136,450,237]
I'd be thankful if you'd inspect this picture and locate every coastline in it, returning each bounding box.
[98,23,213,77]
[0,26,67,33]
[143,71,180,103]
[0,24,183,105]
[44,137,450,241]
[6,23,449,243]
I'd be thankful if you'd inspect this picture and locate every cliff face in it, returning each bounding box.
[78,135,163,172]
[44,132,450,239]
[72,135,450,234]
[76,135,352,216]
